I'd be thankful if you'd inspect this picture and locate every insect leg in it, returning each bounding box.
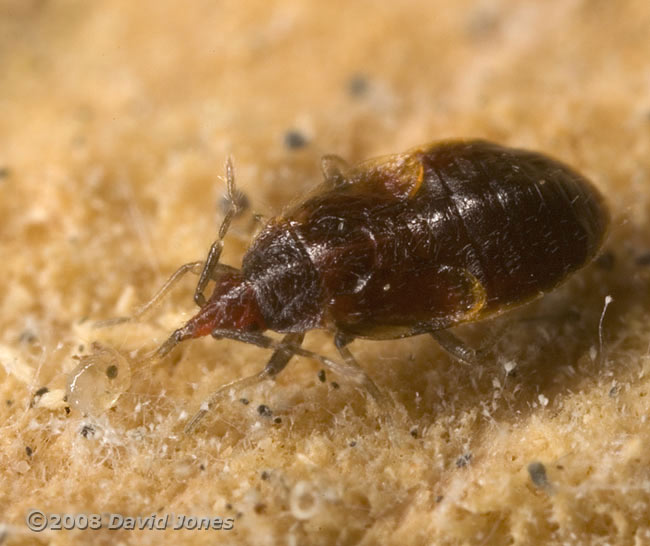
[95,262,241,329]
[194,156,243,307]
[184,332,305,433]
[210,329,386,406]
[333,333,384,403]
[95,261,204,328]
[429,329,481,365]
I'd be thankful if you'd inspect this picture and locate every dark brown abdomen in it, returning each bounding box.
[292,141,609,337]
[416,141,609,312]
[244,140,609,338]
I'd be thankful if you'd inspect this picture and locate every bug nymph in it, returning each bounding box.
[126,139,609,432]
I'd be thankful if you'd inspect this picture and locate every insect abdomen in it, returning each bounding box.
[242,140,609,338]
[417,141,609,312]
[289,140,608,337]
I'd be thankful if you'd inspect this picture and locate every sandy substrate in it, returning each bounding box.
[1,1,650,544]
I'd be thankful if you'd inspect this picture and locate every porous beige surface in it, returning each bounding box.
[2,1,650,545]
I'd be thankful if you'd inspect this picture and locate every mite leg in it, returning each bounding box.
[184,332,305,433]
[333,333,384,404]
[194,157,243,307]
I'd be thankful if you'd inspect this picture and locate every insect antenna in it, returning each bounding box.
[193,156,242,307]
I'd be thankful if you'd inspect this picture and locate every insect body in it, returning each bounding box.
[145,139,609,431]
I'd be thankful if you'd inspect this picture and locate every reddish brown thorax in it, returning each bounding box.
[176,270,266,341]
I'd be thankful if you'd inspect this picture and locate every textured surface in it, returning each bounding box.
[1,1,650,545]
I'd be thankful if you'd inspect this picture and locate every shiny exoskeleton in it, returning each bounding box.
[146,139,609,431]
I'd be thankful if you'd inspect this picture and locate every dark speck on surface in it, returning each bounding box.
[528,461,551,489]
[347,74,369,97]
[456,453,472,468]
[284,130,308,149]
[30,387,49,407]
[80,424,96,438]
[19,330,37,343]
